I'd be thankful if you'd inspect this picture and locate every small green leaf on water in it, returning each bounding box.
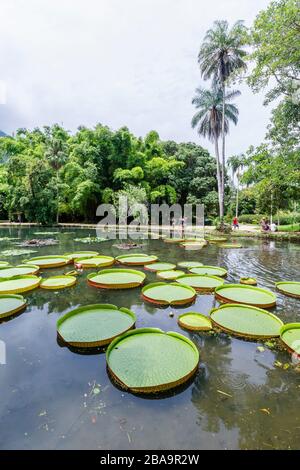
[39,410,47,417]
[260,408,271,415]
[257,346,265,352]
[93,387,100,395]
[274,360,283,368]
[283,363,290,370]
[265,341,275,349]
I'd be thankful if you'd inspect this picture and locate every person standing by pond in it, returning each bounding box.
[232,216,239,229]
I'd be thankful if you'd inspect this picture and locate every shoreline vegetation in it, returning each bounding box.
[0,222,299,242]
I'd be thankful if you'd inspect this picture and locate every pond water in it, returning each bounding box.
[0,227,300,450]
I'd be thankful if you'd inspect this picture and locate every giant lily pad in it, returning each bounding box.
[215,284,276,308]
[64,251,99,260]
[57,304,136,347]
[144,262,176,272]
[116,254,158,265]
[106,328,199,393]
[189,265,227,277]
[24,255,70,268]
[276,282,300,299]
[176,274,225,292]
[210,303,283,339]
[1,249,38,257]
[180,242,206,250]
[0,275,41,294]
[177,261,203,269]
[280,324,300,354]
[157,270,185,280]
[0,265,39,278]
[178,313,212,332]
[40,275,77,290]
[34,231,59,236]
[219,243,242,249]
[88,269,146,289]
[73,237,106,243]
[0,261,11,266]
[206,236,227,243]
[163,238,185,244]
[74,255,115,268]
[0,294,27,319]
[142,282,196,305]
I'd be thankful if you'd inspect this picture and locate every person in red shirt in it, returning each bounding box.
[232,216,239,229]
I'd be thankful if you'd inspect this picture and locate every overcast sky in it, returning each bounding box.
[0,0,272,156]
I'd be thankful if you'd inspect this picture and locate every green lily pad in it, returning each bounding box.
[0,261,10,266]
[163,238,185,243]
[219,243,242,249]
[0,237,19,242]
[180,242,206,250]
[0,294,27,319]
[40,275,77,290]
[240,277,257,286]
[57,304,136,347]
[142,282,196,305]
[145,262,176,272]
[64,251,99,260]
[24,255,70,268]
[215,284,276,308]
[1,249,38,257]
[276,282,300,299]
[88,268,146,289]
[157,270,185,280]
[178,313,212,331]
[33,232,59,236]
[280,323,300,354]
[189,265,227,277]
[0,275,41,294]
[206,237,227,243]
[74,256,115,268]
[106,328,199,393]
[73,237,106,243]
[177,261,203,269]
[116,254,158,265]
[210,303,283,339]
[0,265,39,278]
[176,274,225,292]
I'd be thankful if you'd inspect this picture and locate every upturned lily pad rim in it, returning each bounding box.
[57,303,136,347]
[73,255,115,268]
[215,283,276,308]
[0,294,27,319]
[0,275,41,294]
[189,265,227,277]
[40,275,77,290]
[176,273,225,292]
[210,303,283,339]
[141,282,196,305]
[116,253,158,265]
[106,327,199,393]
[157,270,185,280]
[240,277,257,285]
[144,262,176,272]
[280,323,300,353]
[178,312,212,332]
[64,251,99,259]
[87,268,146,289]
[24,255,70,267]
[275,281,300,299]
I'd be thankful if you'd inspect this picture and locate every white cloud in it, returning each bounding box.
[0,0,272,156]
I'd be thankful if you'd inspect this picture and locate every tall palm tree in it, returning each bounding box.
[198,20,247,214]
[191,84,240,219]
[227,154,244,218]
[45,137,68,224]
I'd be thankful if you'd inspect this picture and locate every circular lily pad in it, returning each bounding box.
[206,237,227,243]
[0,275,41,294]
[74,256,115,268]
[215,284,276,308]
[176,274,225,292]
[240,277,257,286]
[144,262,176,272]
[177,261,203,269]
[0,265,39,278]
[0,294,27,319]
[40,275,77,290]
[57,304,136,347]
[64,251,99,260]
[163,238,185,244]
[106,328,199,393]
[88,269,146,289]
[116,254,158,265]
[189,265,227,277]
[219,243,242,249]
[180,242,206,250]
[280,324,300,354]
[24,255,70,268]
[0,261,9,266]
[157,270,185,280]
[142,282,196,305]
[210,303,283,339]
[178,313,212,331]
[276,282,300,299]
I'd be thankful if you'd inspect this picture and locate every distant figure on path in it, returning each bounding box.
[232,216,239,229]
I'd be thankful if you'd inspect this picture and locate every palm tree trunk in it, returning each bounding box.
[236,171,239,218]
[221,81,226,221]
[214,135,223,220]
[56,170,59,225]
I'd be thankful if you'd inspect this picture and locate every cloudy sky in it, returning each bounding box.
[0,0,272,156]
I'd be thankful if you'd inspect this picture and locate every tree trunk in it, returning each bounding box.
[236,171,239,218]
[214,136,223,220]
[220,81,226,223]
[56,170,59,225]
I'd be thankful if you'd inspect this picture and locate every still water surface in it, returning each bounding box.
[0,227,299,450]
